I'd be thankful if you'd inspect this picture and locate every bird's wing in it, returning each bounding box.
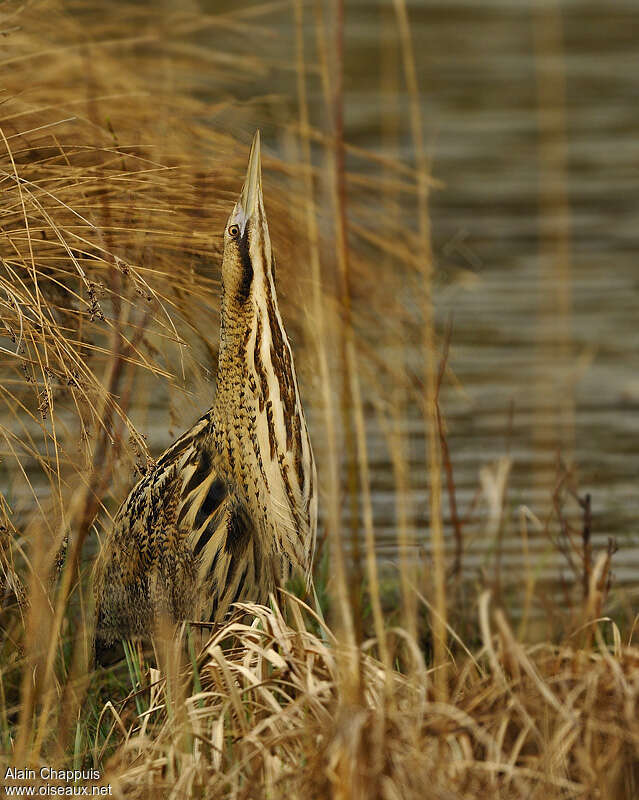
[157,412,264,621]
[95,411,227,606]
[155,410,232,575]
[96,408,267,643]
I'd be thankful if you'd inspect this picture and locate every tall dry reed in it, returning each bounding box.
[0,2,634,799]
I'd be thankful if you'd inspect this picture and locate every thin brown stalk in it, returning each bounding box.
[378,7,418,648]
[391,0,447,701]
[330,0,363,643]
[292,0,352,651]
[435,320,462,581]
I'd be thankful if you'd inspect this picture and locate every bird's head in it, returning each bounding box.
[221,130,274,313]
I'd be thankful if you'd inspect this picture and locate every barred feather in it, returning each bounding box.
[93,132,317,656]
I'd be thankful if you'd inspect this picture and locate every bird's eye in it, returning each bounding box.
[227,224,240,238]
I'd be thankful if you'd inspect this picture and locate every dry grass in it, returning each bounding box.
[94,594,639,800]
[0,2,637,798]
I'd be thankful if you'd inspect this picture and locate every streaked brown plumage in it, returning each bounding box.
[93,132,317,659]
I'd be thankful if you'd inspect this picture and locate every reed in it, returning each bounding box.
[0,2,635,799]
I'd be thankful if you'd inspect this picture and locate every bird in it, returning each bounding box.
[93,131,317,662]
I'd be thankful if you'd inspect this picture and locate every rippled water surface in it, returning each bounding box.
[191,0,639,599]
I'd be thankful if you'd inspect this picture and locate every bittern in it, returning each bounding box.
[94,132,317,661]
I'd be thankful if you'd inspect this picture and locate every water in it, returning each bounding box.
[236,0,639,597]
[164,0,639,601]
[409,1,639,594]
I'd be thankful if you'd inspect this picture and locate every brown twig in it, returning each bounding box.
[579,492,592,603]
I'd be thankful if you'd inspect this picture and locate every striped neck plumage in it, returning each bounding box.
[213,132,317,576]
[214,131,298,466]
[215,131,283,405]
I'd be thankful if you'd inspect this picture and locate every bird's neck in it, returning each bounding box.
[214,294,253,407]
[214,282,292,416]
[213,283,298,471]
[213,285,316,573]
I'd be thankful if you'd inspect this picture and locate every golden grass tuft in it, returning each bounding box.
[103,595,639,800]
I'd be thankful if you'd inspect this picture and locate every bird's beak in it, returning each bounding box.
[238,130,262,234]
